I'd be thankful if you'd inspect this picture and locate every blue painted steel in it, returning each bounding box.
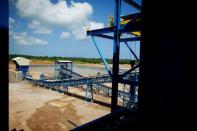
[111,0,121,112]
[25,56,139,106]
[120,37,140,42]
[91,36,112,76]
[87,24,141,36]
[93,34,140,42]
[121,12,142,20]
[120,22,141,33]
[123,0,141,11]
[120,63,139,77]
[25,74,135,101]
[87,27,114,36]
[16,65,29,77]
[94,34,114,40]
[125,41,139,61]
[55,62,73,79]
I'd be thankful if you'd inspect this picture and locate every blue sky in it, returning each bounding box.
[9,0,141,59]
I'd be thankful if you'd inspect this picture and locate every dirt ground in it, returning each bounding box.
[9,81,111,131]
[9,60,129,131]
[9,62,114,131]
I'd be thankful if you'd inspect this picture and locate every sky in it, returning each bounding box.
[9,0,141,59]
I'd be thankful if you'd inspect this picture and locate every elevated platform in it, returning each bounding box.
[87,22,141,36]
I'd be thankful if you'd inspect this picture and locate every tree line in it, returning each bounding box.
[9,54,136,65]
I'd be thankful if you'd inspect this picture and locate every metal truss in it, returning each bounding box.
[86,0,141,111]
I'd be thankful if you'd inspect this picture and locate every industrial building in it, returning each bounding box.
[12,57,30,77]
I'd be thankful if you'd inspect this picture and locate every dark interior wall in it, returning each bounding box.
[139,0,195,130]
[0,28,8,131]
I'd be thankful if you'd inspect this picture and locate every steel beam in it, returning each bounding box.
[118,78,138,86]
[91,36,112,76]
[123,0,141,11]
[120,63,139,77]
[121,12,142,20]
[94,34,114,40]
[87,24,141,36]
[94,35,140,42]
[87,27,114,36]
[120,23,141,33]
[120,37,140,42]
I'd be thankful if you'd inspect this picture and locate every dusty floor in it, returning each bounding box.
[9,81,111,131]
[9,62,126,131]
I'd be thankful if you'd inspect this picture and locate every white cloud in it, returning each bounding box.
[88,21,105,30]
[10,31,48,45]
[16,0,92,26]
[28,20,52,34]
[16,0,104,40]
[72,21,104,40]
[9,17,15,29]
[59,32,70,39]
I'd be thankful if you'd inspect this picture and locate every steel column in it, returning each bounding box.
[111,0,121,112]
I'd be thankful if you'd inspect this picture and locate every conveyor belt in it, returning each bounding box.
[26,65,138,101]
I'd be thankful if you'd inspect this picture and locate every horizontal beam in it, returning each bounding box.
[123,0,141,11]
[94,34,114,40]
[120,22,141,33]
[118,78,139,86]
[121,12,142,20]
[120,37,140,42]
[87,27,114,36]
[94,35,140,42]
[87,24,141,36]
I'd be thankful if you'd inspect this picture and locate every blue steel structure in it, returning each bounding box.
[55,60,73,79]
[86,0,141,112]
[24,0,141,113]
[25,63,138,103]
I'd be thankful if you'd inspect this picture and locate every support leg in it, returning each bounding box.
[85,82,89,102]
[90,83,93,101]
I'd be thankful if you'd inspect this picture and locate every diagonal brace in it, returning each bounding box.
[123,0,141,11]
[120,63,139,77]
[91,36,112,77]
[125,41,139,62]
